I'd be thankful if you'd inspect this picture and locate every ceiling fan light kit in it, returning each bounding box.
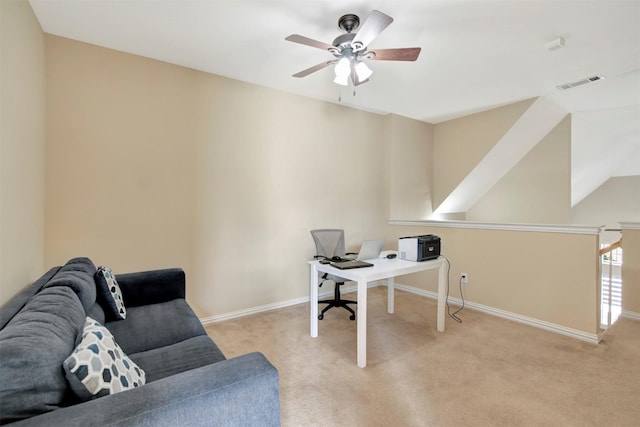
[285,10,421,87]
[333,57,351,85]
[355,61,373,81]
[333,57,372,86]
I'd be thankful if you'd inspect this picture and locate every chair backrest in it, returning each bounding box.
[310,229,346,259]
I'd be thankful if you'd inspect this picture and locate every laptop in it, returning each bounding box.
[330,239,384,269]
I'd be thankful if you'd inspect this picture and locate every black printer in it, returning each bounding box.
[398,234,441,261]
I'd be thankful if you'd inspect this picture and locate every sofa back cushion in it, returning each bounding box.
[42,257,97,312]
[0,267,61,330]
[0,286,86,424]
[86,301,106,324]
[106,299,206,355]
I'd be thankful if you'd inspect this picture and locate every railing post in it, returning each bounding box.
[607,255,613,327]
[599,238,622,331]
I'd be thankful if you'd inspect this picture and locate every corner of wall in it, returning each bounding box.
[386,114,434,221]
[621,225,640,315]
[0,0,47,304]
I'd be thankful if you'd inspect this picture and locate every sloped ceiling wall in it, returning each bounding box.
[572,175,640,239]
[571,106,640,206]
[466,116,571,224]
[432,98,535,213]
[432,98,573,224]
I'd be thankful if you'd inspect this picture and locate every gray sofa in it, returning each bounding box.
[0,257,280,426]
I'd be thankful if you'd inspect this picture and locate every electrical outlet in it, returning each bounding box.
[460,273,468,283]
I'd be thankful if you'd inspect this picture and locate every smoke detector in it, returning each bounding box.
[546,37,565,51]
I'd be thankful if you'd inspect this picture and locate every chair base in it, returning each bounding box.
[318,282,357,321]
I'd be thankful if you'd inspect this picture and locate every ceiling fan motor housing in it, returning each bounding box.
[334,14,364,53]
[338,14,360,33]
[332,33,356,49]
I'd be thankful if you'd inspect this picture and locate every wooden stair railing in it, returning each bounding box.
[599,238,622,256]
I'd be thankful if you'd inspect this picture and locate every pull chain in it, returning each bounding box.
[337,86,358,102]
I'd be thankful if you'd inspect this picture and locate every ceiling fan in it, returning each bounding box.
[285,10,421,87]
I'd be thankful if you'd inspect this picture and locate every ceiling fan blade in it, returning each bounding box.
[369,47,422,61]
[285,34,335,51]
[292,61,333,78]
[351,10,393,51]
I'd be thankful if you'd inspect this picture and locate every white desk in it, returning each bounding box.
[309,256,446,368]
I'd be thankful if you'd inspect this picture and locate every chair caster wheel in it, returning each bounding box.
[349,314,356,321]
[318,314,324,320]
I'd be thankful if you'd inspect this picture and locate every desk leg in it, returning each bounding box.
[387,277,395,314]
[310,265,319,338]
[357,279,367,368]
[437,259,446,332]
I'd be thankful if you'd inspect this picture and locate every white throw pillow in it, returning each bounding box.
[63,317,145,400]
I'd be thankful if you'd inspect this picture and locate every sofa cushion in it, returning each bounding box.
[42,257,97,312]
[116,268,186,307]
[0,267,61,330]
[0,286,85,424]
[86,302,105,324]
[95,266,126,320]
[106,299,206,355]
[64,317,145,400]
[129,335,226,382]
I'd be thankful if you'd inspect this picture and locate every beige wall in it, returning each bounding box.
[385,224,601,335]
[385,114,433,220]
[189,71,390,315]
[572,176,640,244]
[432,98,535,211]
[466,116,572,224]
[0,6,620,337]
[45,35,199,277]
[621,227,640,316]
[45,35,394,317]
[0,0,46,305]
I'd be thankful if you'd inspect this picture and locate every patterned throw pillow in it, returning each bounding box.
[63,317,145,400]
[95,266,126,320]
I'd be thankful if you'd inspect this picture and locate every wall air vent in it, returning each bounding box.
[556,75,605,90]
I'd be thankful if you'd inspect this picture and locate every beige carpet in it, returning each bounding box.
[205,287,640,426]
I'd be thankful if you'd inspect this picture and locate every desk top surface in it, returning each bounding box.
[309,256,444,282]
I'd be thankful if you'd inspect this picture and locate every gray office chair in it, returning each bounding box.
[310,229,357,321]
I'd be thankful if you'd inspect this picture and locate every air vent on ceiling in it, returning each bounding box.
[556,75,605,90]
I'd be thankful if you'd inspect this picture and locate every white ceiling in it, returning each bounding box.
[29,0,640,206]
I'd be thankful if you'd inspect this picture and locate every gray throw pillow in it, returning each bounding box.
[95,266,126,320]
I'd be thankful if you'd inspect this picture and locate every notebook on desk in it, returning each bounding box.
[330,260,373,269]
[330,239,384,269]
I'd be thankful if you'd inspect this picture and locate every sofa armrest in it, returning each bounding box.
[116,268,186,307]
[11,352,280,427]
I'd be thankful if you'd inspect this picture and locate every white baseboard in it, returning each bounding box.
[199,281,379,325]
[622,310,640,321]
[200,296,308,324]
[393,283,600,344]
[200,281,600,344]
